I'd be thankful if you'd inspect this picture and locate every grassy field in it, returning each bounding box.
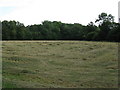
[2,41,118,88]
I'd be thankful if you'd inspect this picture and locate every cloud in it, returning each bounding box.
[0,0,119,26]
[0,6,16,16]
[0,0,34,7]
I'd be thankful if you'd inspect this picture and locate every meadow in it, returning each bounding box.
[2,41,118,88]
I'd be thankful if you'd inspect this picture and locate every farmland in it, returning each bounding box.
[2,41,118,88]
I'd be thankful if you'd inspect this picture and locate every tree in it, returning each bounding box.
[95,12,114,25]
[106,23,120,41]
[95,13,115,40]
[1,13,119,42]
[85,22,98,40]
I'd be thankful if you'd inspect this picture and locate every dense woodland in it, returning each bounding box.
[2,13,120,41]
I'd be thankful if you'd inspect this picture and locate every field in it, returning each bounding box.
[2,41,118,88]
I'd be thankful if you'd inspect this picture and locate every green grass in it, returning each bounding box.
[2,41,118,88]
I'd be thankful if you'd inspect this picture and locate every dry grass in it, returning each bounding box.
[2,41,118,88]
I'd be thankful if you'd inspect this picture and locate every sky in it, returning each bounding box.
[0,0,120,26]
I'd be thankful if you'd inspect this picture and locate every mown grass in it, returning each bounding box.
[2,41,118,88]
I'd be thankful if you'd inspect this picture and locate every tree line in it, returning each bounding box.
[2,13,120,42]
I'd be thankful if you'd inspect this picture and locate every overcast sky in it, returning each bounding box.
[0,0,119,26]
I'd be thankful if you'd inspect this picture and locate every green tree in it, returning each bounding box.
[95,13,114,40]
